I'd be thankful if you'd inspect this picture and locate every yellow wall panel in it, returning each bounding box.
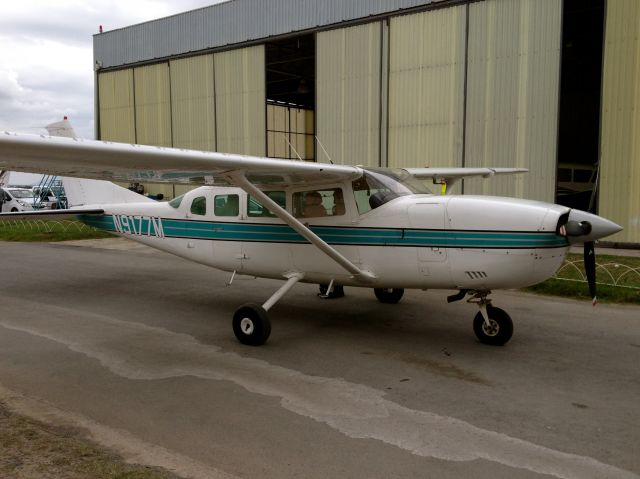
[599,0,640,243]
[134,63,172,147]
[170,55,216,151]
[317,22,381,166]
[388,7,466,169]
[98,69,135,143]
[464,0,562,201]
[214,45,266,156]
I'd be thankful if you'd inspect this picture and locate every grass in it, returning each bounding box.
[0,402,183,479]
[0,219,113,242]
[525,253,640,305]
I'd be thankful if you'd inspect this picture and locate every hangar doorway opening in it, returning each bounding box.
[265,34,315,161]
[556,0,605,213]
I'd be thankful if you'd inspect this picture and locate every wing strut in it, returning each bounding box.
[230,173,376,283]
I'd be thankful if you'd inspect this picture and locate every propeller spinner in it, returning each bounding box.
[560,209,623,305]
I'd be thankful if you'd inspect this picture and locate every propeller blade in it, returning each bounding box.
[584,241,597,306]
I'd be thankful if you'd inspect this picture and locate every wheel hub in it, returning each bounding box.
[240,318,254,335]
[482,319,499,337]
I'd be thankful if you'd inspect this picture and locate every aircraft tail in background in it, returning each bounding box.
[45,117,152,207]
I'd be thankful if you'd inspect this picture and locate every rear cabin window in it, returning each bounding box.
[293,188,345,218]
[247,191,286,217]
[190,196,207,216]
[214,194,239,217]
[169,194,184,208]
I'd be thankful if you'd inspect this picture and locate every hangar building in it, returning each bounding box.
[93,0,639,245]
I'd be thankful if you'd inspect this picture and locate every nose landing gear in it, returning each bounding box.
[449,290,514,346]
[469,292,513,346]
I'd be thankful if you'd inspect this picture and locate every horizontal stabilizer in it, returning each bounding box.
[0,208,104,220]
[404,167,528,195]
[404,167,528,180]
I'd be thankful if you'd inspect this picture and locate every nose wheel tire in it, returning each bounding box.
[233,304,271,346]
[473,306,513,346]
[374,288,404,304]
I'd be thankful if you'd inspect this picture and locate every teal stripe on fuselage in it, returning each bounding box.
[78,215,568,249]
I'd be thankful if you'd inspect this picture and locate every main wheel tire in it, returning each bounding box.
[11,208,18,212]
[473,305,513,346]
[374,288,404,304]
[318,284,345,299]
[232,303,271,346]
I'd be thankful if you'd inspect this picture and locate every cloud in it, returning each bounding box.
[0,0,223,140]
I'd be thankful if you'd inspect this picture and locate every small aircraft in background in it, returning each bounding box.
[0,120,622,346]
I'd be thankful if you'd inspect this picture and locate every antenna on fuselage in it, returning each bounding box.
[282,135,303,161]
[315,136,334,164]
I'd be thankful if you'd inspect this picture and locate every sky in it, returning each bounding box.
[0,0,224,141]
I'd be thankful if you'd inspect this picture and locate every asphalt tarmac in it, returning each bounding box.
[0,239,638,479]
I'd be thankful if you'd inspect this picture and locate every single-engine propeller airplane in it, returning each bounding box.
[0,119,622,346]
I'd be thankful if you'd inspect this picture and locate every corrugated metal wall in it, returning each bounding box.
[134,63,172,147]
[317,22,381,166]
[599,0,640,243]
[463,0,562,201]
[98,69,136,143]
[170,55,216,151]
[214,45,266,156]
[94,0,447,69]
[388,6,466,169]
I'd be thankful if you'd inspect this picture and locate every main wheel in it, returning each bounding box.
[318,284,345,299]
[374,288,404,304]
[232,303,271,346]
[11,207,18,212]
[473,306,513,346]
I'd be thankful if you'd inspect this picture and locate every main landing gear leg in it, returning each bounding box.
[467,292,513,346]
[318,279,345,299]
[232,273,303,346]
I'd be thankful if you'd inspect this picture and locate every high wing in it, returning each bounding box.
[0,132,528,189]
[405,167,528,194]
[0,132,529,283]
[0,132,375,282]
[0,132,361,187]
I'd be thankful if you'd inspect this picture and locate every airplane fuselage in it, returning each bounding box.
[79,185,570,291]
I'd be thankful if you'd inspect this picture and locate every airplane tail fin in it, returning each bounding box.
[62,178,153,207]
[45,118,153,207]
[45,117,77,138]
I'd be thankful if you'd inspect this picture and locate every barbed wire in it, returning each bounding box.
[0,219,96,233]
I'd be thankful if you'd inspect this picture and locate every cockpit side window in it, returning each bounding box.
[190,196,207,216]
[292,188,345,218]
[247,191,286,217]
[214,194,239,217]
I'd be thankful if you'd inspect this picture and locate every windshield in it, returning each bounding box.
[363,168,433,195]
[8,189,33,199]
[352,168,432,214]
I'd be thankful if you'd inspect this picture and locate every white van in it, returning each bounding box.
[0,187,35,212]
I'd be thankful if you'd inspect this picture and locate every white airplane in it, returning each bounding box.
[0,122,622,347]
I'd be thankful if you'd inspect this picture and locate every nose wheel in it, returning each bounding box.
[450,290,514,345]
[472,303,513,346]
